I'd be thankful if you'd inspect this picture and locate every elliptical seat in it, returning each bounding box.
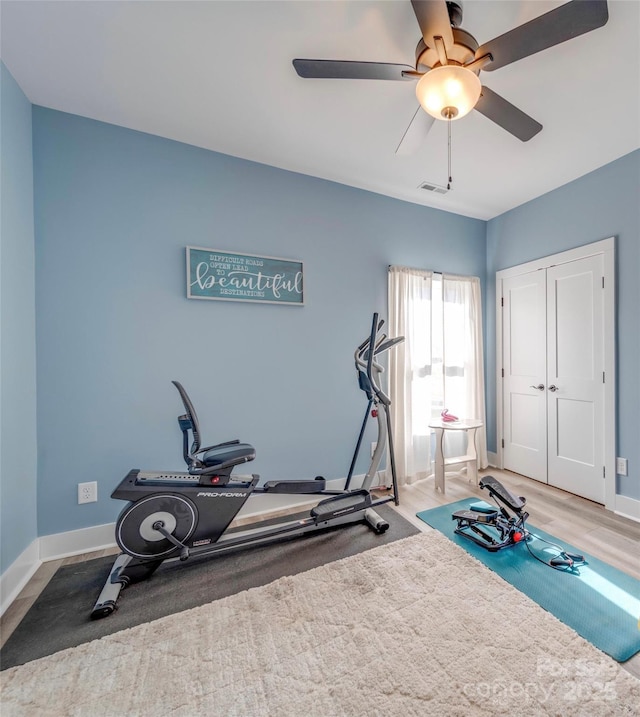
[171,380,255,475]
[203,443,255,468]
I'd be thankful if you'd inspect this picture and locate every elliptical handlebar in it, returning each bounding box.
[365,313,381,386]
[345,312,404,498]
[374,336,404,355]
[354,313,400,407]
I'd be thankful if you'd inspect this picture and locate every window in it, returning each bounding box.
[387,266,487,486]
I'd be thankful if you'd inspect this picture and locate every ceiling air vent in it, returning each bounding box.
[418,181,449,195]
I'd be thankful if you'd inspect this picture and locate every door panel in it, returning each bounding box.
[510,393,543,449]
[554,271,595,379]
[502,271,547,481]
[556,398,595,464]
[546,255,604,503]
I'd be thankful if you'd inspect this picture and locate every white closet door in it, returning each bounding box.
[502,270,547,482]
[546,254,605,503]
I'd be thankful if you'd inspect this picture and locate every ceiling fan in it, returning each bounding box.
[293,0,609,154]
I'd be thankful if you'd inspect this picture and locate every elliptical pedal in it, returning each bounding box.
[311,489,372,521]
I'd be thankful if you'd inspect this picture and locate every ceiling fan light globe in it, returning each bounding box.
[416,65,482,121]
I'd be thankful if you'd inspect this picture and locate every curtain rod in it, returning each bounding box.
[388,265,442,275]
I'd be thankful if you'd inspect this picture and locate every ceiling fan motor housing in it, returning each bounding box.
[415,27,479,71]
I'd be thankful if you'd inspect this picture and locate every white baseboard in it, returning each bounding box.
[614,494,640,523]
[38,523,117,562]
[487,452,498,468]
[0,540,41,617]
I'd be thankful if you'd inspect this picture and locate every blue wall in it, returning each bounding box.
[2,71,636,565]
[486,150,640,499]
[32,107,486,537]
[0,62,38,572]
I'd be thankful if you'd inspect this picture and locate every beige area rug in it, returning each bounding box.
[2,531,638,716]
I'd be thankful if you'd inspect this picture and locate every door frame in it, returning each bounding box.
[495,237,615,510]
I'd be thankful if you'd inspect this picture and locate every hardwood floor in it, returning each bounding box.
[0,546,120,652]
[1,467,639,678]
[394,468,640,581]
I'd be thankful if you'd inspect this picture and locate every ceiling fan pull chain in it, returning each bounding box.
[447,117,452,190]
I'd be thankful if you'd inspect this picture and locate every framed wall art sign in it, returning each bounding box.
[186,247,304,306]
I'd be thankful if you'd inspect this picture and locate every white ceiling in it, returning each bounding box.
[2,0,639,220]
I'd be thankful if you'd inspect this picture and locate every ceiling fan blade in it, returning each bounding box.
[293,59,414,81]
[396,107,436,155]
[474,86,542,142]
[410,0,454,52]
[477,0,609,72]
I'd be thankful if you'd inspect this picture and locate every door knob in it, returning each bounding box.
[530,384,545,391]
[548,385,559,392]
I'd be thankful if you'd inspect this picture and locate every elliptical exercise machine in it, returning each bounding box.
[91,314,403,619]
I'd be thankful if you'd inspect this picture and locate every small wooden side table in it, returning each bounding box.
[428,418,483,493]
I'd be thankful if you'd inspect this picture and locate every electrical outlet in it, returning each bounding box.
[371,442,377,458]
[78,481,98,504]
[616,457,628,476]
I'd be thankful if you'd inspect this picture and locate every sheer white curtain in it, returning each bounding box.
[387,267,433,486]
[441,274,488,469]
[387,267,488,487]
